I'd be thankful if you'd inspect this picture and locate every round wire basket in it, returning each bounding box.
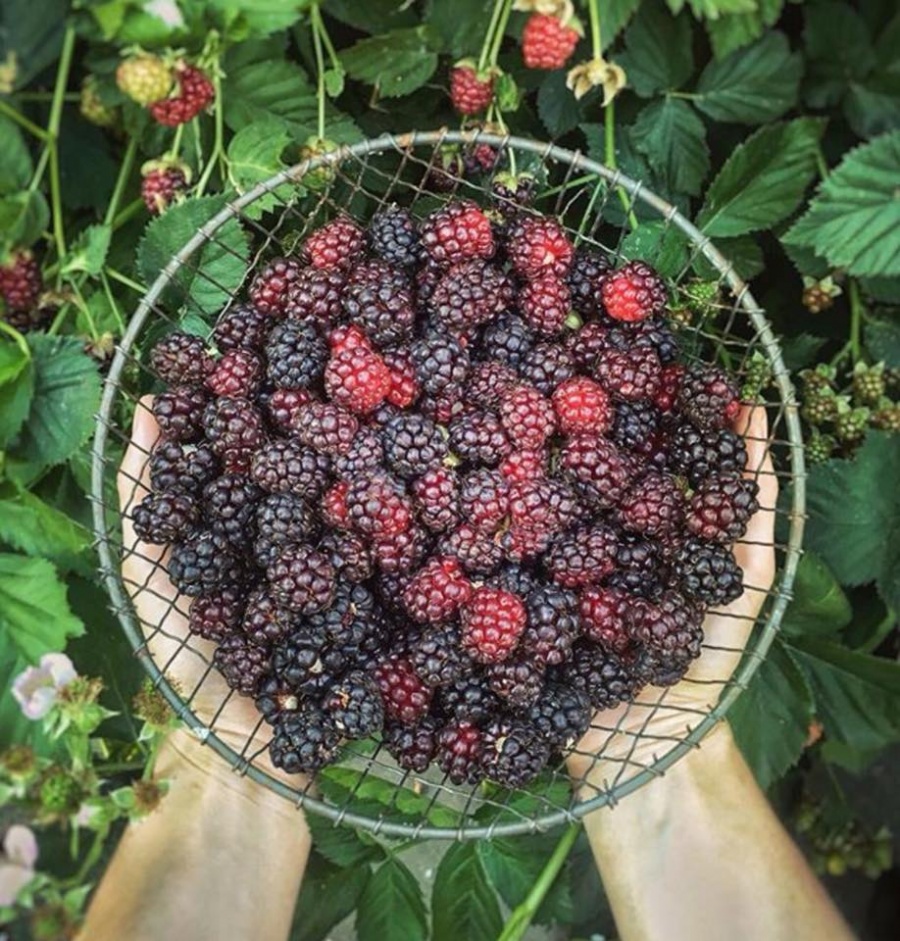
[91,129,805,839]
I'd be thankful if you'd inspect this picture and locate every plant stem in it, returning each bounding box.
[47,26,77,264]
[311,4,327,140]
[848,280,863,363]
[0,99,51,139]
[195,68,225,196]
[104,137,138,227]
[111,198,145,231]
[605,100,639,230]
[478,0,508,73]
[487,0,514,69]
[0,319,31,357]
[587,0,602,57]
[168,122,185,160]
[106,268,146,293]
[315,9,342,71]
[497,823,580,941]
[100,271,127,334]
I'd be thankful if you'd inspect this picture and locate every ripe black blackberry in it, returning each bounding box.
[212,633,270,695]
[382,717,440,772]
[265,320,327,389]
[203,473,261,549]
[168,529,243,595]
[629,318,679,365]
[458,468,509,534]
[188,586,247,642]
[677,365,741,430]
[529,684,592,749]
[567,247,612,315]
[628,591,704,666]
[668,422,747,486]
[411,332,469,395]
[672,539,744,606]
[436,675,500,723]
[306,581,376,644]
[520,585,579,665]
[609,534,667,600]
[488,563,540,597]
[612,400,659,453]
[342,259,415,346]
[202,396,266,455]
[617,471,684,537]
[254,675,300,725]
[409,625,470,687]
[465,361,518,409]
[250,440,330,498]
[242,589,295,647]
[482,718,550,788]
[267,544,336,614]
[150,332,213,385]
[318,530,374,583]
[480,313,535,368]
[487,657,544,709]
[439,523,503,574]
[346,472,411,538]
[372,521,432,576]
[283,266,346,324]
[272,625,350,695]
[153,386,208,442]
[322,671,385,739]
[563,641,642,710]
[249,256,301,315]
[412,466,460,532]
[213,305,270,353]
[383,413,448,479]
[560,434,631,509]
[436,721,484,784]
[333,428,385,480]
[544,525,618,589]
[448,411,510,466]
[269,706,342,773]
[291,402,359,456]
[686,472,759,543]
[254,493,317,567]
[519,341,577,395]
[149,441,219,494]
[429,260,513,332]
[368,205,421,267]
[131,491,197,544]
[595,345,662,401]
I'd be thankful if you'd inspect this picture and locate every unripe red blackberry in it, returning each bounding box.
[141,161,189,214]
[507,215,573,279]
[150,332,214,385]
[304,216,366,271]
[601,261,667,322]
[552,376,612,435]
[206,349,263,398]
[420,200,494,266]
[518,273,571,336]
[249,257,302,316]
[460,587,527,663]
[499,384,556,450]
[148,63,215,126]
[436,720,484,784]
[617,471,684,537]
[373,655,433,725]
[0,250,43,320]
[521,13,581,70]
[449,62,495,115]
[429,259,514,332]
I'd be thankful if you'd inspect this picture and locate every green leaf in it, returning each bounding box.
[6,335,100,474]
[780,553,852,639]
[705,0,784,59]
[697,118,824,237]
[212,0,311,37]
[729,639,813,788]
[631,99,710,196]
[324,0,419,34]
[432,843,502,941]
[787,636,900,752]
[695,32,802,124]
[291,863,370,941]
[537,69,583,138]
[620,222,690,278]
[0,190,49,252]
[0,116,33,195]
[341,27,440,98]
[619,2,694,96]
[355,858,427,941]
[692,234,763,280]
[226,117,293,219]
[803,1,872,109]
[0,0,66,89]
[426,0,493,57]
[804,431,900,609]
[0,553,84,662]
[779,332,828,372]
[675,0,758,18]
[137,195,250,317]
[785,131,900,279]
[598,0,643,50]
[0,340,33,447]
[61,224,111,277]
[844,73,900,139]
[865,318,900,366]
[306,817,385,868]
[0,487,92,574]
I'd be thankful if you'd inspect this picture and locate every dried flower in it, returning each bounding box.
[566,57,626,104]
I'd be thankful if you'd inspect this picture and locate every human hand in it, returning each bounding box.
[566,402,777,792]
[117,396,307,792]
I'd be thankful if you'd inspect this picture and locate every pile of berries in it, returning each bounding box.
[137,198,755,790]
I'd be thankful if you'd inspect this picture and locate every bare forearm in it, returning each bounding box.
[580,724,852,941]
[81,731,311,941]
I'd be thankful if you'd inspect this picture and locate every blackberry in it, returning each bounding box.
[0,249,43,317]
[439,524,503,574]
[322,481,350,530]
[373,655,433,724]
[686,472,759,543]
[506,478,583,541]
[411,333,469,395]
[488,563,540,597]
[567,322,610,371]
[630,318,679,365]
[409,625,470,687]
[482,718,550,788]
[202,396,266,456]
[168,529,243,595]
[131,491,197,544]
[269,706,342,773]
[322,671,385,739]
[250,440,330,499]
[617,471,684,537]
[267,544,336,614]
[520,585,580,665]
[212,634,270,695]
[465,361,518,409]
[412,466,459,532]
[292,402,359,455]
[567,247,612,315]
[552,376,613,437]
[519,274,571,337]
[150,332,213,385]
[436,721,484,784]
[382,718,439,772]
[383,413,448,479]
[346,472,411,538]
[545,525,618,589]
[519,342,576,395]
[304,216,366,271]
[461,587,527,662]
[529,683,592,749]
[188,586,247,642]
[601,260,667,322]
[628,591,704,669]
[383,349,420,408]
[265,320,327,389]
[242,589,295,647]
[480,313,535,368]
[560,434,631,509]
[372,521,431,576]
[333,428,385,480]
[507,215,573,279]
[263,388,310,432]
[420,387,467,425]
[272,624,347,694]
[579,587,632,652]
[595,346,662,401]
[213,304,270,352]
[307,582,376,643]
[420,200,494,267]
[486,657,544,709]
[499,384,556,450]
[609,534,667,600]
[284,266,346,324]
[149,441,219,494]
[448,411,510,466]
[342,259,415,346]
[459,468,509,534]
[255,675,301,724]
[403,556,472,623]
[202,473,261,548]
[678,365,741,431]
[254,493,317,567]
[205,350,263,400]
[563,641,642,710]
[490,172,537,217]
[319,530,374,583]
[611,400,659,452]
[436,676,500,724]
[368,205,420,267]
[153,386,208,442]
[668,422,747,486]
[249,257,302,316]
[429,260,513,332]
[672,539,744,606]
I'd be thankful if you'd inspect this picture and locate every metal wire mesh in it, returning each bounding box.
[91,129,805,839]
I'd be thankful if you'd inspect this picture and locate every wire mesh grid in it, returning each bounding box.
[91,129,805,839]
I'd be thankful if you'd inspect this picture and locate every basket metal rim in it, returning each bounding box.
[91,128,806,840]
